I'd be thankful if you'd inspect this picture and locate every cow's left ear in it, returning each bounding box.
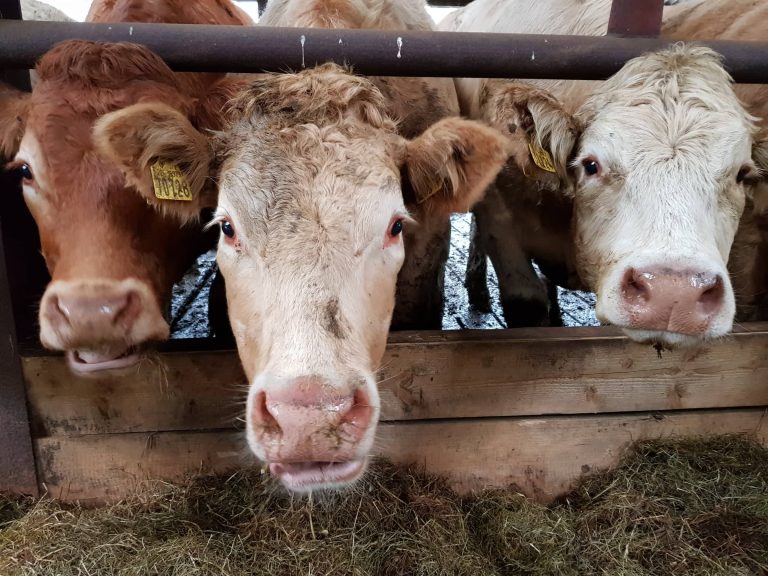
[93,102,216,224]
[403,117,510,214]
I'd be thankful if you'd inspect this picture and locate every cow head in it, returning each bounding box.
[95,64,509,490]
[497,45,756,347]
[0,41,229,374]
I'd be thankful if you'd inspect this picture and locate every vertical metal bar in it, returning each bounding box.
[607,0,664,37]
[0,0,40,496]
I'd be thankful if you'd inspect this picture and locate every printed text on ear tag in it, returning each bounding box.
[528,142,557,173]
[150,161,193,201]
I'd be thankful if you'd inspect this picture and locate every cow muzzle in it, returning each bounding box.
[39,279,170,374]
[598,262,734,346]
[247,374,378,492]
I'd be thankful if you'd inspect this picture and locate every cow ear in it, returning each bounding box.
[751,138,768,218]
[479,80,579,192]
[0,83,30,159]
[403,117,510,214]
[93,102,216,224]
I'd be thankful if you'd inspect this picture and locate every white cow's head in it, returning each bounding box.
[495,45,757,347]
[94,64,509,490]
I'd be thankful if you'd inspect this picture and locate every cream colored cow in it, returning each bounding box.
[446,0,767,347]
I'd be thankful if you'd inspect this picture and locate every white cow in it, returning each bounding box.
[445,0,767,347]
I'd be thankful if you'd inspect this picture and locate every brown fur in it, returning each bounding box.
[0,84,28,159]
[0,0,249,356]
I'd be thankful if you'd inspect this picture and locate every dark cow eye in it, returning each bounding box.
[19,163,33,181]
[736,166,751,184]
[581,158,600,177]
[389,218,404,238]
[220,220,235,239]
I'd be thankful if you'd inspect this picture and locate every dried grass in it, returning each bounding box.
[1,436,766,576]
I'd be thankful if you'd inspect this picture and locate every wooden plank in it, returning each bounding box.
[35,408,768,504]
[24,326,768,436]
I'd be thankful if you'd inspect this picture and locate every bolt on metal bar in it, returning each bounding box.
[0,20,767,83]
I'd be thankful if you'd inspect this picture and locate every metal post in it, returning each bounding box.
[608,0,664,37]
[0,0,41,496]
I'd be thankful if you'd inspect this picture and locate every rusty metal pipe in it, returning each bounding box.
[0,20,767,83]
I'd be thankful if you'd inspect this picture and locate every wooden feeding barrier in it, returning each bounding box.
[1,0,767,503]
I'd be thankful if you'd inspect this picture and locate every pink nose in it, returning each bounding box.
[620,267,725,335]
[250,376,373,462]
[42,285,141,343]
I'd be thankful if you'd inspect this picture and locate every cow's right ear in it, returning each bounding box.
[0,83,30,159]
[93,102,216,224]
[478,80,579,192]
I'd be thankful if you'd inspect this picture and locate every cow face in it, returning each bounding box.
[0,41,222,374]
[503,46,756,347]
[96,65,509,491]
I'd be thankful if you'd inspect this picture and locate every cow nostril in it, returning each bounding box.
[51,295,72,323]
[698,275,724,315]
[621,268,650,304]
[112,290,140,328]
[340,388,373,429]
[253,391,280,432]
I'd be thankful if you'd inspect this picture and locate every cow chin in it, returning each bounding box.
[66,346,142,375]
[619,328,711,349]
[245,371,380,493]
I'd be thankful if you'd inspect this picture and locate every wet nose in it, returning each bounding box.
[250,376,373,460]
[619,267,725,335]
[39,280,171,351]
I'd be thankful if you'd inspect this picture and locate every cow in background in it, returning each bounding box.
[94,0,509,491]
[445,0,765,347]
[0,0,251,374]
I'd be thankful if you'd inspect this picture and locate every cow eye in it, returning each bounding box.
[736,166,751,184]
[220,220,235,239]
[389,218,404,237]
[19,163,33,181]
[581,158,601,177]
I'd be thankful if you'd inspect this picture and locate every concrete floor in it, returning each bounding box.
[169,214,598,339]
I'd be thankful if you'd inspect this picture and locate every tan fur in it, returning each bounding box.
[405,117,510,214]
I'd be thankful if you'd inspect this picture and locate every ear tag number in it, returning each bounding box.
[528,141,557,173]
[150,161,193,201]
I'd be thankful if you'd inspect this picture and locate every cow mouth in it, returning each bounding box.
[67,347,140,374]
[269,459,366,491]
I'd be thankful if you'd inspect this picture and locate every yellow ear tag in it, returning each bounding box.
[150,161,193,201]
[528,141,557,173]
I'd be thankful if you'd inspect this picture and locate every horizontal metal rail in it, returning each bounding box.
[1,21,767,82]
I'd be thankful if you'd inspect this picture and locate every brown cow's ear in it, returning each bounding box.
[93,102,216,224]
[0,83,30,160]
[478,79,579,192]
[403,117,510,214]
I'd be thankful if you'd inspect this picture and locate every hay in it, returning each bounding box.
[1,436,766,576]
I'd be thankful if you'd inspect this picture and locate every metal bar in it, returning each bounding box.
[0,0,40,497]
[1,20,767,82]
[608,0,664,37]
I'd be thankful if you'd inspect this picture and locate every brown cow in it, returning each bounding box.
[0,0,251,374]
[445,0,765,347]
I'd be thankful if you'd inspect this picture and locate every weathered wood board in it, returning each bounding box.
[22,324,768,503]
[24,325,768,436]
[35,409,768,503]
